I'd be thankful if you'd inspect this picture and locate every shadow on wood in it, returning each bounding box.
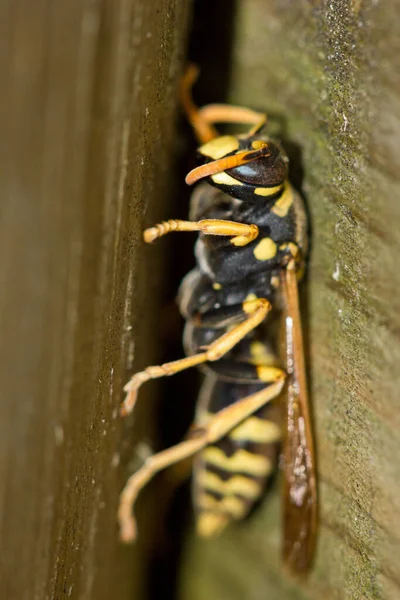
[0,2,190,599]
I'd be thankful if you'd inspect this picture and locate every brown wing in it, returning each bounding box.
[280,261,317,573]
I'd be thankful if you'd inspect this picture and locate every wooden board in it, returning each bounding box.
[0,1,190,598]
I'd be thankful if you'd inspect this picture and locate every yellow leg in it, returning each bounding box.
[118,374,285,542]
[180,64,267,144]
[144,218,259,247]
[121,298,271,416]
[198,104,267,135]
[180,64,219,144]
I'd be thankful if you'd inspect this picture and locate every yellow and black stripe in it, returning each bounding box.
[193,378,282,537]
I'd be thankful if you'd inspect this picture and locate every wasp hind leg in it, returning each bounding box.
[118,373,285,543]
[121,297,272,416]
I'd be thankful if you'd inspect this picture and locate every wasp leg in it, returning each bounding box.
[121,298,272,416]
[192,301,272,330]
[144,219,258,247]
[189,308,282,382]
[181,64,267,144]
[198,104,267,136]
[180,64,219,144]
[118,374,285,542]
[202,360,284,385]
[277,242,307,280]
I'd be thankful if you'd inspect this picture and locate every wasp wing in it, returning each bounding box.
[280,262,317,573]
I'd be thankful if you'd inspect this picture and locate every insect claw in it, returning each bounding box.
[123,378,136,392]
[120,388,138,417]
[119,514,138,543]
[121,371,151,416]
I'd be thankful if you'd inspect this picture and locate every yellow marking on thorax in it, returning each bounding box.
[202,446,272,477]
[230,417,281,444]
[199,135,239,159]
[253,238,277,261]
[213,282,222,290]
[198,471,261,499]
[271,182,294,217]
[197,493,247,519]
[254,183,283,197]
[211,171,243,187]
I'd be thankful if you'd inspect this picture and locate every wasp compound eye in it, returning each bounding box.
[186,140,271,187]
[227,142,288,190]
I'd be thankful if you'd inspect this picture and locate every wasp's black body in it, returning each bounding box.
[119,69,316,571]
[177,135,308,535]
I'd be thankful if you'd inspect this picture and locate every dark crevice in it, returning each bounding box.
[146,2,238,599]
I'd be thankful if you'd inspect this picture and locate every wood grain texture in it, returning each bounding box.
[0,1,190,598]
[180,1,400,599]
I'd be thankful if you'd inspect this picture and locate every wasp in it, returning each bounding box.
[118,66,317,573]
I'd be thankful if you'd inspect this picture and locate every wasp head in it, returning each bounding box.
[187,135,289,202]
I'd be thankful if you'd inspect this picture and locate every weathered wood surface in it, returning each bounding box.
[0,1,189,599]
[180,2,400,599]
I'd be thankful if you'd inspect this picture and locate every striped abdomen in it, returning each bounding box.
[193,377,282,537]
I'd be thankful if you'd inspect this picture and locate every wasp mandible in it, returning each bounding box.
[119,65,317,573]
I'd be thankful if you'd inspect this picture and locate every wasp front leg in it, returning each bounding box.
[144,219,259,247]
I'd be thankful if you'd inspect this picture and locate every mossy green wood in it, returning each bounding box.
[0,1,190,599]
[180,2,400,599]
